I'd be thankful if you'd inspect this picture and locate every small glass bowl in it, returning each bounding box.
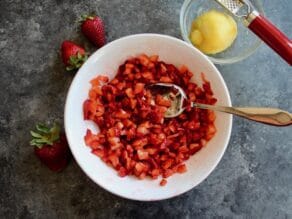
[180,0,264,64]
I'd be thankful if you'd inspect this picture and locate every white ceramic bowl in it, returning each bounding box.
[64,34,232,201]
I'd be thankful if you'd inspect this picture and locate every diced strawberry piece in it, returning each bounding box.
[130,98,137,109]
[138,172,146,179]
[160,179,167,186]
[167,133,180,139]
[189,143,200,150]
[195,87,203,96]
[155,94,171,107]
[160,76,173,83]
[92,86,103,96]
[125,63,134,69]
[177,164,187,173]
[168,152,176,158]
[188,92,196,101]
[108,154,119,168]
[97,75,109,83]
[134,72,142,79]
[110,78,119,85]
[133,138,148,149]
[187,82,196,91]
[137,121,151,136]
[83,99,95,120]
[125,88,135,98]
[107,127,119,137]
[90,77,101,86]
[114,109,130,119]
[116,81,126,90]
[208,110,216,122]
[107,137,123,150]
[149,55,159,62]
[115,121,124,130]
[207,124,216,135]
[189,143,202,154]
[137,125,149,136]
[200,139,207,147]
[134,162,146,173]
[160,63,167,73]
[162,159,173,170]
[138,54,150,66]
[134,83,145,94]
[125,127,136,140]
[92,149,105,158]
[160,154,168,161]
[95,104,105,117]
[137,149,149,160]
[149,133,166,145]
[151,168,160,176]
[142,71,154,80]
[187,121,200,130]
[118,167,127,177]
[126,144,134,153]
[163,169,174,178]
[157,133,166,142]
[108,136,120,145]
[84,129,97,145]
[146,147,158,155]
[205,128,216,140]
[102,84,117,95]
[178,145,188,153]
[179,65,188,74]
[158,106,168,114]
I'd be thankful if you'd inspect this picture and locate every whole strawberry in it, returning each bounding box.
[30,123,71,172]
[61,40,87,71]
[81,15,106,48]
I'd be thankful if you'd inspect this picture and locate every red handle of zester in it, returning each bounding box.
[248,13,292,65]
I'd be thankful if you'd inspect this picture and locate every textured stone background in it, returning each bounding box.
[0,0,291,218]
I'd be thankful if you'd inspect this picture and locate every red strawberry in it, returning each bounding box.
[81,15,106,47]
[30,123,71,171]
[61,40,87,71]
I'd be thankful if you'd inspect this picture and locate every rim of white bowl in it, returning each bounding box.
[64,33,233,201]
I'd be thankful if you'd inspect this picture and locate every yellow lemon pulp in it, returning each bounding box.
[190,10,238,54]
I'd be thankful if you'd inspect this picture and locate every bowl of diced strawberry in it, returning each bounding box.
[64,33,232,201]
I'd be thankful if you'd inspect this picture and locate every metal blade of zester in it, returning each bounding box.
[214,0,244,14]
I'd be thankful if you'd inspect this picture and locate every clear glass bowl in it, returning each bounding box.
[180,0,264,64]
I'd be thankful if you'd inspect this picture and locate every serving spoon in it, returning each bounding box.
[151,83,292,126]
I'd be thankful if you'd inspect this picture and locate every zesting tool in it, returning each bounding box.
[214,0,292,65]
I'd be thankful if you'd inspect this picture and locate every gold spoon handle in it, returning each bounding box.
[193,103,292,126]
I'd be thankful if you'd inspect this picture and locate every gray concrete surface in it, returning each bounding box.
[0,0,291,218]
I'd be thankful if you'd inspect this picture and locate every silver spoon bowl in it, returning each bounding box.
[151,83,292,127]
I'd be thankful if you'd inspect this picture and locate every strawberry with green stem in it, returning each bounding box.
[61,40,87,71]
[80,14,106,48]
[30,123,71,171]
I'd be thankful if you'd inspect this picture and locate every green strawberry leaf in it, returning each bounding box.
[80,14,95,22]
[35,138,52,144]
[66,66,75,71]
[50,123,61,143]
[30,123,61,148]
[30,139,43,148]
[36,124,50,133]
[66,52,88,71]
[30,131,43,139]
